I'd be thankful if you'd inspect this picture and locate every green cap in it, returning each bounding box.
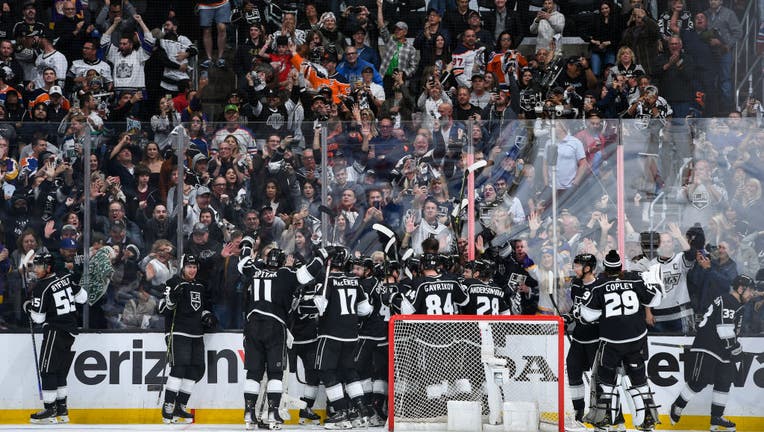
[224,104,239,113]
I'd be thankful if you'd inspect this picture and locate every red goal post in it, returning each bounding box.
[388,315,565,431]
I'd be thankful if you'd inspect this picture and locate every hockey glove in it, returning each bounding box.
[201,311,218,330]
[168,284,183,304]
[562,313,576,333]
[730,342,743,362]
[313,295,328,316]
[313,245,330,261]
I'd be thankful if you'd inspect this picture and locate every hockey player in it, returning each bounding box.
[628,223,698,334]
[580,250,663,431]
[24,253,87,424]
[565,254,600,425]
[313,246,374,429]
[487,240,540,315]
[291,279,324,426]
[402,252,469,315]
[669,275,757,431]
[460,259,511,315]
[354,258,395,426]
[159,254,218,424]
[237,239,325,430]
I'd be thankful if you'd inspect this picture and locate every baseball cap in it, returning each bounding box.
[471,73,485,81]
[260,205,274,214]
[60,238,77,249]
[264,88,279,98]
[224,104,239,113]
[362,66,374,73]
[394,21,408,31]
[192,153,209,167]
[62,224,78,233]
[192,222,208,234]
[426,7,441,15]
[196,185,211,195]
[312,93,328,104]
[49,86,63,96]
[22,1,36,10]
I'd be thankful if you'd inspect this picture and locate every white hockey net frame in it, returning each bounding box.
[388,315,565,432]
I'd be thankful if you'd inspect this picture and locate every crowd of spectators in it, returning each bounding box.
[0,0,761,334]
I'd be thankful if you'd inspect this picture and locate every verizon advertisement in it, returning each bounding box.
[1,333,763,417]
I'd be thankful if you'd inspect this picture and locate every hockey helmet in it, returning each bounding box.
[328,245,349,268]
[33,253,55,268]
[265,248,286,268]
[420,253,440,271]
[573,253,597,273]
[181,254,199,268]
[732,274,755,291]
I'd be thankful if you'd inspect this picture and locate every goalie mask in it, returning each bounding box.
[640,231,660,259]
[265,248,286,269]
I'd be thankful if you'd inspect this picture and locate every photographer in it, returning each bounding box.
[688,240,738,319]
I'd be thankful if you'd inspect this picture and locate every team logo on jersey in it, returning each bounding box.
[662,273,680,293]
[509,272,527,287]
[190,291,201,311]
[690,189,709,210]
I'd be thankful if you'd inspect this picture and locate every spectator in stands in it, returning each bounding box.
[318,12,347,57]
[338,46,382,86]
[682,12,721,115]
[530,0,564,52]
[157,18,197,95]
[184,221,222,287]
[704,0,742,112]
[444,0,476,49]
[655,35,696,117]
[415,8,452,55]
[621,6,661,75]
[211,105,255,154]
[272,11,306,48]
[587,0,621,78]
[347,26,381,70]
[484,0,524,44]
[377,0,419,95]
[13,1,47,42]
[234,23,267,88]
[95,0,137,41]
[0,40,24,89]
[198,0,230,69]
[101,14,155,98]
[69,40,114,93]
[14,27,39,84]
[119,287,161,329]
[658,0,694,42]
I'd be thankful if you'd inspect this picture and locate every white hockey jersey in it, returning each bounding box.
[68,59,113,84]
[101,32,156,89]
[159,35,194,92]
[33,50,67,88]
[628,252,694,322]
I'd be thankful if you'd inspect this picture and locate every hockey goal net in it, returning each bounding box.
[388,315,565,431]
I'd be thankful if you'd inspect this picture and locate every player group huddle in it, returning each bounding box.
[21,224,761,431]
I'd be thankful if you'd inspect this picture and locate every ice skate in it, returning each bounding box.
[710,416,736,431]
[244,409,256,430]
[299,407,322,425]
[610,410,626,431]
[30,404,58,424]
[324,409,352,429]
[161,402,176,424]
[263,408,283,430]
[669,401,683,425]
[173,403,194,424]
[635,409,657,432]
[56,400,69,423]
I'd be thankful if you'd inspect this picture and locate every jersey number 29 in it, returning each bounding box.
[603,291,639,317]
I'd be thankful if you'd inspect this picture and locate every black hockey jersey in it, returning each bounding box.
[569,277,599,344]
[580,271,662,344]
[493,255,539,315]
[240,258,323,325]
[691,292,745,363]
[292,281,320,344]
[359,277,391,340]
[160,276,211,337]
[318,271,372,341]
[407,274,469,315]
[460,278,511,315]
[30,272,86,334]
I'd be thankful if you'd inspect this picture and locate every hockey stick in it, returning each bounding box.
[545,271,588,385]
[318,205,337,245]
[20,250,42,401]
[453,160,488,238]
[156,308,177,406]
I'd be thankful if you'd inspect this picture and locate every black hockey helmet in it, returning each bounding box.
[640,231,660,259]
[732,274,755,291]
[181,254,199,268]
[265,248,286,268]
[573,253,597,273]
[328,245,349,268]
[33,253,54,268]
[420,253,440,271]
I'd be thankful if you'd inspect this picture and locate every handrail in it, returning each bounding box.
[733,0,760,108]
[735,55,763,111]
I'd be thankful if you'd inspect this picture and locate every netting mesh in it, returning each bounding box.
[391,318,563,430]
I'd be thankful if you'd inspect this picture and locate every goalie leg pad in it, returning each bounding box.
[587,383,618,427]
[627,384,659,430]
